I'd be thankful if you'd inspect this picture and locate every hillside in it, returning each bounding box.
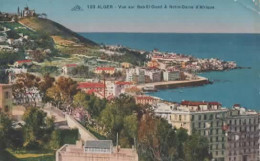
[19,17,98,47]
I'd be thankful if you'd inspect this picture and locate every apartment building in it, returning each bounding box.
[225,106,260,161]
[170,101,229,161]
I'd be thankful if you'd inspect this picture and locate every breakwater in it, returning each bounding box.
[155,79,210,90]
[138,76,210,90]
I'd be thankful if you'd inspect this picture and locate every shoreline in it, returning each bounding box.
[137,76,210,90]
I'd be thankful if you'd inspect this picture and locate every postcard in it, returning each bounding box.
[0,0,259,161]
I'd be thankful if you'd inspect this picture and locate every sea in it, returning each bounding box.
[80,33,260,110]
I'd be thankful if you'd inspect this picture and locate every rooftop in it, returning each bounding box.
[57,143,138,161]
[136,95,157,100]
[78,82,105,89]
[181,100,221,106]
[16,59,32,64]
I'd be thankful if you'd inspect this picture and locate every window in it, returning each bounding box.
[179,115,182,121]
[191,115,194,121]
[5,91,9,99]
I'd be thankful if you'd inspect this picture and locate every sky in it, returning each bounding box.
[0,0,260,33]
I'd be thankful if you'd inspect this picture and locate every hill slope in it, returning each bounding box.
[19,17,98,47]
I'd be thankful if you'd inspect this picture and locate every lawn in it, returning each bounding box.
[0,149,55,161]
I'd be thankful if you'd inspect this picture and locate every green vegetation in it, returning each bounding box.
[0,22,23,30]
[73,92,107,118]
[0,149,18,161]
[19,17,97,47]
[0,149,55,161]
[59,129,78,145]
[0,112,12,149]
[70,65,93,78]
[0,106,78,161]
[92,94,212,161]
[0,51,25,67]
[28,65,60,76]
[6,30,20,39]
[0,70,8,83]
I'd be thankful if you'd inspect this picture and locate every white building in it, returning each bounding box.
[145,69,162,82]
[126,68,145,84]
[163,70,180,81]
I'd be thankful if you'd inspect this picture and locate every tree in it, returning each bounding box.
[123,114,138,139]
[73,91,89,109]
[39,73,55,103]
[12,73,41,107]
[71,65,91,78]
[46,76,78,111]
[183,133,211,161]
[22,107,47,148]
[0,112,12,148]
[22,107,55,149]
[0,70,8,84]
[0,51,24,68]
[49,130,61,150]
[6,30,19,39]
[99,95,138,146]
[138,114,160,161]
[88,95,106,118]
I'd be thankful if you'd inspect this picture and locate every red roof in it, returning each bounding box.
[65,64,77,67]
[181,101,221,106]
[16,60,32,64]
[96,67,115,71]
[115,81,132,85]
[209,102,222,106]
[78,82,105,89]
[181,101,207,106]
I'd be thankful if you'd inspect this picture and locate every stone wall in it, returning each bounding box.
[65,114,98,141]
